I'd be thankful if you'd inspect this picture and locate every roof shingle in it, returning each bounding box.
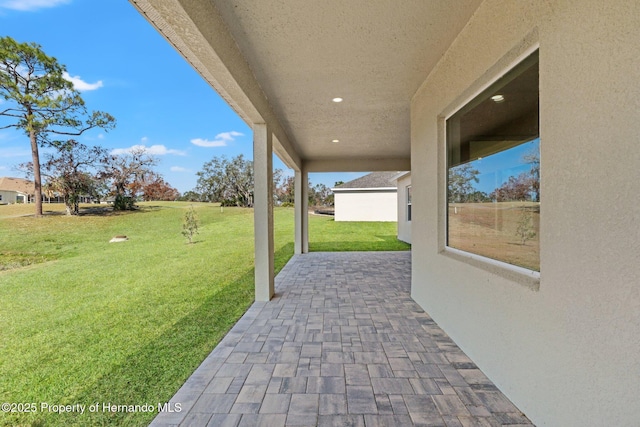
[0,177,34,195]
[333,172,402,190]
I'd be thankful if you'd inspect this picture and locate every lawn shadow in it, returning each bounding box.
[76,205,162,217]
[310,235,410,252]
[30,243,295,426]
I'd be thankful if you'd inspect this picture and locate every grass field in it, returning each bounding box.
[0,202,408,427]
[448,201,540,271]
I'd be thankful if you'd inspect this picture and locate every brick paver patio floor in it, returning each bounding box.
[150,252,533,427]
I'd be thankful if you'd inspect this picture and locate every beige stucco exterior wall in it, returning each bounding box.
[0,190,18,204]
[411,1,640,426]
[334,190,397,222]
[396,175,412,243]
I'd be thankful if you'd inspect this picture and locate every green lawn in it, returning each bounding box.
[0,202,408,426]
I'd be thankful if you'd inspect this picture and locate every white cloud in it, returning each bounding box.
[191,131,243,148]
[141,136,148,143]
[110,144,186,156]
[170,166,190,173]
[0,166,7,170]
[62,71,103,92]
[216,131,243,141]
[0,0,71,11]
[97,134,105,139]
[190,138,226,148]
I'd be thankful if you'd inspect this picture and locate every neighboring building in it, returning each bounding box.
[0,177,33,204]
[332,172,399,222]
[393,172,411,244]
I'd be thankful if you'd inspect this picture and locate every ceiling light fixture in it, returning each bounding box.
[332,139,339,143]
[332,97,343,103]
[491,94,505,103]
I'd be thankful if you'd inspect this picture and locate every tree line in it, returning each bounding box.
[181,154,334,208]
[448,149,540,204]
[0,37,178,216]
[1,37,333,216]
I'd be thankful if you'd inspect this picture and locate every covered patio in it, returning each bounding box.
[131,1,640,425]
[151,252,531,426]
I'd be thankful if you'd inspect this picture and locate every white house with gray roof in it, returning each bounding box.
[393,171,412,244]
[331,172,401,222]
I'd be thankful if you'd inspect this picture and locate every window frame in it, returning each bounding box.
[439,43,541,289]
[406,185,412,222]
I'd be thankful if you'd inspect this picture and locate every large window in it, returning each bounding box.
[446,51,539,272]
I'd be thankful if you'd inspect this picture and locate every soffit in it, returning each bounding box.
[131,0,483,169]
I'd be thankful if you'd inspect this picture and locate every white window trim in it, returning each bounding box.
[437,36,541,291]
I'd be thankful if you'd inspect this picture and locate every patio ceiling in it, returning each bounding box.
[130,0,482,172]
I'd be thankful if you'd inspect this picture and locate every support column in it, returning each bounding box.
[302,164,309,253]
[253,123,274,301]
[294,167,309,254]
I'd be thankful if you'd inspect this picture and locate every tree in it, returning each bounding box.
[195,154,254,207]
[194,158,335,208]
[468,190,490,203]
[181,205,199,244]
[273,169,295,205]
[490,172,535,202]
[515,207,537,245]
[38,139,109,215]
[178,191,203,202]
[0,36,115,217]
[448,163,480,203]
[523,149,540,202]
[141,174,180,201]
[308,183,333,207]
[104,146,158,210]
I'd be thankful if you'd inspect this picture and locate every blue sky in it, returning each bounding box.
[0,0,365,193]
[469,138,539,195]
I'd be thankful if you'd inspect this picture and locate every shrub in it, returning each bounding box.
[113,194,136,211]
[516,207,536,245]
[181,206,199,244]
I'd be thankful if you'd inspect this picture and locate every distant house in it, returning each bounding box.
[332,172,403,222]
[393,172,412,244]
[0,177,33,204]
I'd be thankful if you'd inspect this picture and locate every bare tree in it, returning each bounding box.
[40,140,109,215]
[104,147,158,210]
[523,149,540,202]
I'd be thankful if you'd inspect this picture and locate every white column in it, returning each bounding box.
[294,168,309,254]
[253,123,274,301]
[301,164,309,253]
[294,170,303,254]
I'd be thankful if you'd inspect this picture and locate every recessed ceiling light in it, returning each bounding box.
[491,94,505,103]
[332,139,339,143]
[332,97,343,103]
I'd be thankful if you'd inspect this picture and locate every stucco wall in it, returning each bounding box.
[334,190,397,222]
[396,175,412,243]
[0,190,18,204]
[411,1,640,426]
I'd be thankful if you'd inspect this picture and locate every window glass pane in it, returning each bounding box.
[446,51,539,271]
